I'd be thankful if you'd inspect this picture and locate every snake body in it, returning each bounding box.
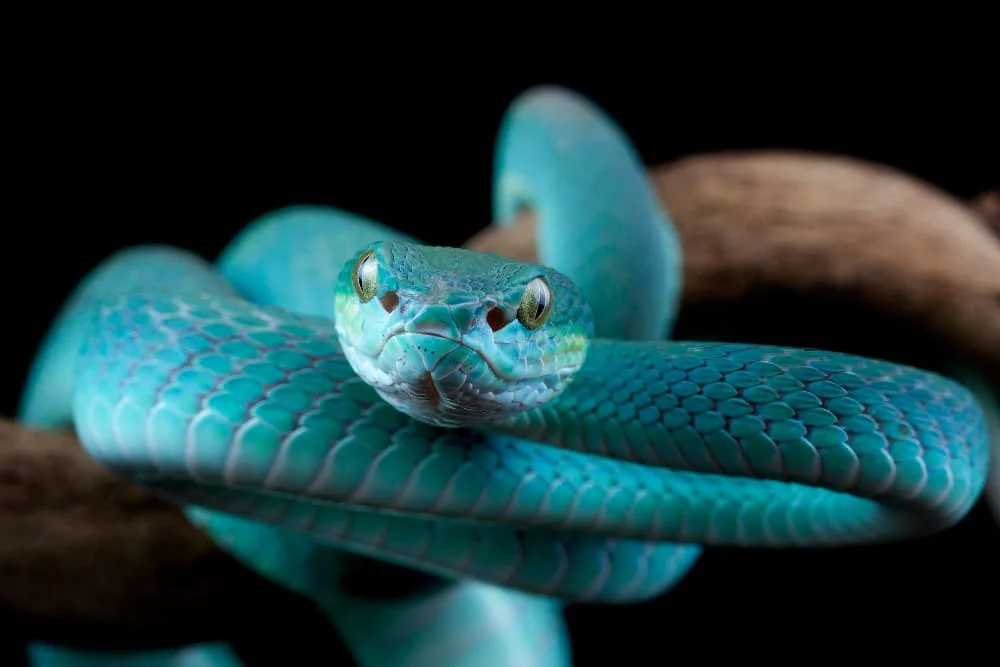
[20,88,992,666]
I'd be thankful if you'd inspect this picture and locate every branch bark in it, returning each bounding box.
[3,151,998,651]
[468,151,1000,378]
[975,190,1000,237]
[0,420,351,658]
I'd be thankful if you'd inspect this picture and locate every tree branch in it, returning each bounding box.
[975,191,1000,237]
[0,420,345,654]
[468,151,1000,377]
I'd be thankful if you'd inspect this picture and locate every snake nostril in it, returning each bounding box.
[380,291,399,313]
[486,307,508,332]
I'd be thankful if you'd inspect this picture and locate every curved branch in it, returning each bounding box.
[975,191,1000,236]
[0,419,355,660]
[468,151,1000,377]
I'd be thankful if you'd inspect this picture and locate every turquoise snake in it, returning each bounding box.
[19,87,994,666]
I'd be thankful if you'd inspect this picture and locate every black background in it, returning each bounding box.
[5,58,998,664]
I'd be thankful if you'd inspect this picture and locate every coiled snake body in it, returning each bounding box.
[21,88,992,666]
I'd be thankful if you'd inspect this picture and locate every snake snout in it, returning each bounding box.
[403,305,461,339]
[402,302,492,342]
[368,332,511,428]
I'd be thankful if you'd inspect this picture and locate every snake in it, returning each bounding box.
[19,86,992,666]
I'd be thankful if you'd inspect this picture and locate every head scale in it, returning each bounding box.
[333,241,594,428]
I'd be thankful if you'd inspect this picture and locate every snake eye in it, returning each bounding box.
[352,250,378,303]
[516,276,553,330]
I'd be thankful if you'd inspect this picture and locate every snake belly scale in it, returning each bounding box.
[20,87,992,666]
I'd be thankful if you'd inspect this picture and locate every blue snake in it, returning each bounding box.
[20,87,992,666]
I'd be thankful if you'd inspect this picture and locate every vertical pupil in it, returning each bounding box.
[533,283,548,318]
[357,257,369,289]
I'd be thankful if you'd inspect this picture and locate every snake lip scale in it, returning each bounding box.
[383,330,504,379]
[383,331,499,421]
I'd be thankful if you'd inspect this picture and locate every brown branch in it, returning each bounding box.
[0,420,433,662]
[4,151,998,653]
[468,151,1000,378]
[0,420,348,657]
[975,191,1000,237]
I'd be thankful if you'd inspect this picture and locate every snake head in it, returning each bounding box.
[333,241,593,428]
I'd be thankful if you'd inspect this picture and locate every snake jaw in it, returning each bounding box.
[335,301,590,428]
[341,330,576,428]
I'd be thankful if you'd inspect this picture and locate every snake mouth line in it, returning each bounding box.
[363,326,578,383]
[414,370,442,407]
[382,330,508,381]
